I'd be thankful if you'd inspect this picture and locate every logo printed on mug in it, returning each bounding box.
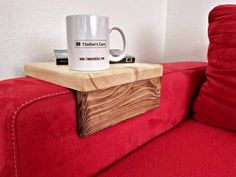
[74,40,107,48]
[66,15,127,71]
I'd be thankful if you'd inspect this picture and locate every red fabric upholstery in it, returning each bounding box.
[0,62,206,177]
[97,120,236,177]
[0,78,71,177]
[193,5,236,131]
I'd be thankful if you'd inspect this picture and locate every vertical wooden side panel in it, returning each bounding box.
[77,77,161,136]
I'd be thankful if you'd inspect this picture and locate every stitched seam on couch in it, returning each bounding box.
[9,90,71,177]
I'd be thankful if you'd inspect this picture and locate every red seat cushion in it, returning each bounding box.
[193,5,236,131]
[97,120,236,177]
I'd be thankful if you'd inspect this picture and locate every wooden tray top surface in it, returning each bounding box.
[24,62,163,92]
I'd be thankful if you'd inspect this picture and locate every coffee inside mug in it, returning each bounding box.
[66,15,127,71]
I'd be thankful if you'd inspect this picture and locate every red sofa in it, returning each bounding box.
[1,5,236,177]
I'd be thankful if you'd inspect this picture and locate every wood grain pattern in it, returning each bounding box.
[24,62,163,92]
[77,77,161,136]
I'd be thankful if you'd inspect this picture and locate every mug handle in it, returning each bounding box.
[109,26,127,62]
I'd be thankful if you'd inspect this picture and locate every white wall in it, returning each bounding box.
[0,0,167,80]
[1,1,236,79]
[164,0,236,62]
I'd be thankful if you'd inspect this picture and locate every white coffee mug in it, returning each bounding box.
[66,15,127,71]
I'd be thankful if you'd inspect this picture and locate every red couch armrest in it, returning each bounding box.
[0,78,72,177]
[0,62,207,177]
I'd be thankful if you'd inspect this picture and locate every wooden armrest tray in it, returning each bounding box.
[25,62,163,136]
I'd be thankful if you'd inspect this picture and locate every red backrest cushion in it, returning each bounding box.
[193,5,236,131]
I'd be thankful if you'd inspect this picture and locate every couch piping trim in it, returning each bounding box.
[10,90,71,177]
